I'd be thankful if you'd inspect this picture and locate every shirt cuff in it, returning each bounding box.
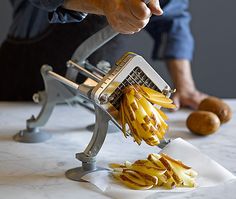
[39,0,64,11]
[49,7,87,23]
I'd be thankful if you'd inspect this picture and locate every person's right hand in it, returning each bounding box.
[102,0,163,34]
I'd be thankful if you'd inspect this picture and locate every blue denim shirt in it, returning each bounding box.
[9,0,87,39]
[146,0,194,60]
[8,0,193,60]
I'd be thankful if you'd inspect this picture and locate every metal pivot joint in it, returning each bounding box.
[66,105,110,181]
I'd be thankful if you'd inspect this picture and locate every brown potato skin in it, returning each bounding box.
[198,97,232,124]
[186,111,221,135]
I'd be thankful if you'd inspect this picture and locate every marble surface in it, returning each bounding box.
[0,100,235,199]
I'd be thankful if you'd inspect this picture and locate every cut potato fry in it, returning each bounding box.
[110,153,197,190]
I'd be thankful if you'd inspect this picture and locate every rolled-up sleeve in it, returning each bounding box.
[48,7,87,23]
[164,11,194,60]
[145,0,194,61]
[29,0,87,23]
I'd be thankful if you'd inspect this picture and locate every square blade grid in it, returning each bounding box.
[109,67,159,109]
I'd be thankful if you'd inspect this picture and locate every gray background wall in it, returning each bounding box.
[0,0,235,98]
[0,1,11,44]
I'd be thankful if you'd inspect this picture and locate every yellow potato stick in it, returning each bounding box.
[109,153,197,190]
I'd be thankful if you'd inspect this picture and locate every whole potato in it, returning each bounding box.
[186,111,220,135]
[198,97,232,124]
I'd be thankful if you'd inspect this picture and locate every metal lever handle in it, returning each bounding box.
[71,25,118,65]
[71,0,151,65]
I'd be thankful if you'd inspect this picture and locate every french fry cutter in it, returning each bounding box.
[15,1,175,181]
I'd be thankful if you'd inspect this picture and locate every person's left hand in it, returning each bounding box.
[171,88,208,110]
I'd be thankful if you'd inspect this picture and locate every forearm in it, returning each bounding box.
[63,0,163,16]
[29,0,103,13]
[166,59,196,91]
[63,0,104,15]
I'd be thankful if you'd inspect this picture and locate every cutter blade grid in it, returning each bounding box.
[109,66,160,110]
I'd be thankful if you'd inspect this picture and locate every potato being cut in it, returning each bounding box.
[119,85,176,146]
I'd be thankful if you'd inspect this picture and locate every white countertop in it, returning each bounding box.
[0,100,235,199]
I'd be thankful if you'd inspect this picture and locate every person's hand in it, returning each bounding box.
[64,0,162,34]
[172,88,208,110]
[102,0,163,34]
[166,59,208,110]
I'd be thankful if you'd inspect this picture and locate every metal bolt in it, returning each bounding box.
[32,93,40,103]
[99,94,109,104]
[162,86,176,96]
[97,60,111,73]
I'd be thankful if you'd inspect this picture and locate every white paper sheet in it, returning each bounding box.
[82,138,236,199]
